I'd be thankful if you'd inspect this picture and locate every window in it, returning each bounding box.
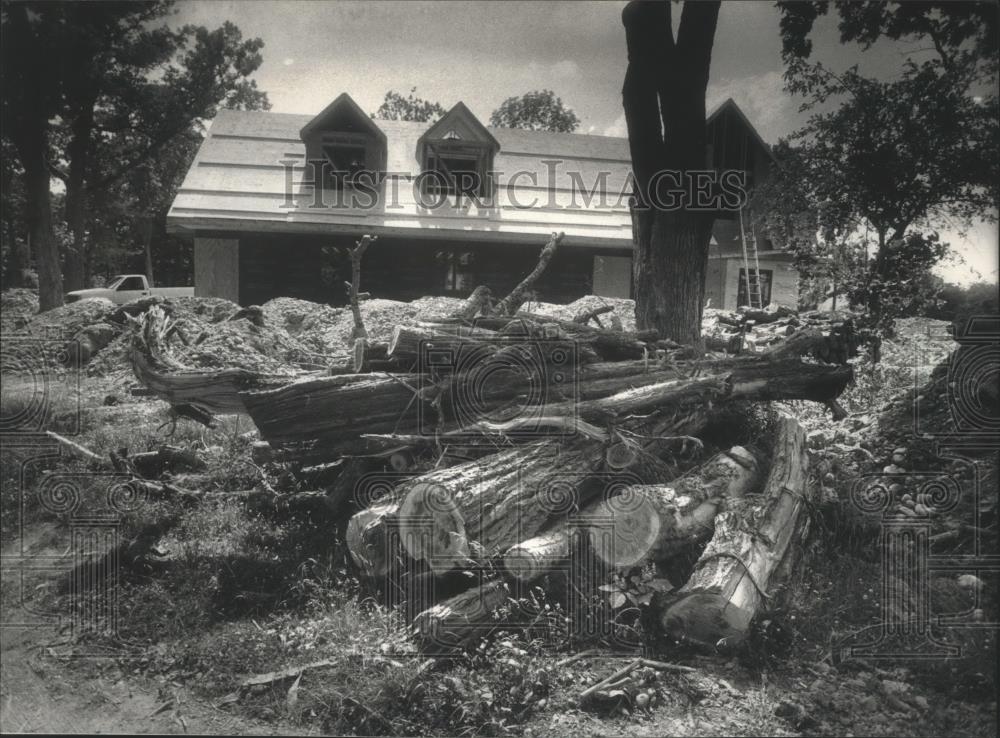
[423,145,490,198]
[737,268,772,307]
[437,250,475,292]
[117,276,145,291]
[322,143,368,188]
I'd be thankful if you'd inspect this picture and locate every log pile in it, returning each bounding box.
[127,232,851,653]
[703,305,860,363]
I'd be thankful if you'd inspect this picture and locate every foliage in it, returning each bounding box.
[1,1,269,301]
[489,89,580,132]
[758,1,999,335]
[925,280,1000,324]
[373,87,446,122]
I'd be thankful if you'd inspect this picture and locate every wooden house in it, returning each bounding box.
[167,94,796,309]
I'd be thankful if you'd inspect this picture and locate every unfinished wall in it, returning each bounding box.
[194,237,239,303]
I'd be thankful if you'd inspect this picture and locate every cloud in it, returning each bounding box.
[283,57,296,66]
[551,60,580,79]
[603,113,627,138]
[707,71,798,143]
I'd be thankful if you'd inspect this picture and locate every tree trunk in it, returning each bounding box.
[621,0,721,346]
[63,100,95,292]
[660,416,811,650]
[634,209,715,346]
[141,215,155,285]
[23,150,63,311]
[505,446,760,581]
[345,439,607,579]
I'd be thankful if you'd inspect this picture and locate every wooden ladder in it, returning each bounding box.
[738,207,764,309]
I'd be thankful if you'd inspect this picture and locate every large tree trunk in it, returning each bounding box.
[622,0,721,345]
[634,209,715,347]
[504,445,760,581]
[22,149,63,311]
[63,100,95,292]
[4,4,64,311]
[346,439,609,579]
[660,415,811,650]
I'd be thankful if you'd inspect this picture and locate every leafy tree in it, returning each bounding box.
[928,280,1000,326]
[489,90,580,132]
[1,1,269,308]
[760,1,999,335]
[621,0,721,344]
[374,88,446,122]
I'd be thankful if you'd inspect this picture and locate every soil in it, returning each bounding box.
[0,525,294,735]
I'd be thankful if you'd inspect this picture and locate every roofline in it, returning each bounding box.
[299,92,387,144]
[419,101,500,152]
[166,216,632,250]
[706,98,776,164]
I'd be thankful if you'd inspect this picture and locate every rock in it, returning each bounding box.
[883,464,906,474]
[859,695,878,712]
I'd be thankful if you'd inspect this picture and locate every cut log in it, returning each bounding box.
[412,579,511,652]
[504,446,760,581]
[346,439,608,578]
[661,416,812,650]
[387,325,498,361]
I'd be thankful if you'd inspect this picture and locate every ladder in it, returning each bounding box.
[738,206,764,309]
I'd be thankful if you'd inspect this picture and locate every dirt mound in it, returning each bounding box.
[175,317,322,375]
[169,296,240,324]
[520,295,637,330]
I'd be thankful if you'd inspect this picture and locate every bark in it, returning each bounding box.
[4,5,64,310]
[660,416,812,650]
[141,215,155,284]
[22,146,63,311]
[412,579,511,652]
[63,98,96,292]
[345,439,607,579]
[633,209,716,347]
[504,446,760,581]
[622,0,721,346]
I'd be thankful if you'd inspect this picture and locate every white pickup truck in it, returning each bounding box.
[65,274,195,305]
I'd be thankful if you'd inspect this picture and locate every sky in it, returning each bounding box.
[170,0,997,285]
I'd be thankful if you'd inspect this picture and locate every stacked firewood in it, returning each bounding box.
[128,232,853,653]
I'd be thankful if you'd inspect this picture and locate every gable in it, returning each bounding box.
[419,101,499,153]
[300,92,386,143]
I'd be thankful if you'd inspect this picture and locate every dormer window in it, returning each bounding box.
[418,102,499,202]
[321,134,370,189]
[424,143,492,197]
[300,93,386,194]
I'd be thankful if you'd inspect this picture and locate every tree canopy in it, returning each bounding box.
[755,1,999,333]
[1,0,269,307]
[373,88,446,122]
[489,90,580,132]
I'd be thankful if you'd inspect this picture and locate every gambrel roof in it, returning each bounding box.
[167,96,771,249]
